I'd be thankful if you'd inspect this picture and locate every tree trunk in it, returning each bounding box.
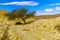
[21,18,26,24]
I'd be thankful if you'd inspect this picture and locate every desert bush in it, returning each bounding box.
[55,24,60,33]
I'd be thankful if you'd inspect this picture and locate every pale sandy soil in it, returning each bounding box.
[0,17,60,40]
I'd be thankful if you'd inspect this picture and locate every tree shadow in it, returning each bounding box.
[23,19,37,25]
[15,19,37,25]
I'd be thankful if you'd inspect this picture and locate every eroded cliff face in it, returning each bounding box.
[0,17,60,40]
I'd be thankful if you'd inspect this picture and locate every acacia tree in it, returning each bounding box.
[5,8,36,24]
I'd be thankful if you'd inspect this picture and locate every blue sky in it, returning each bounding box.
[0,0,60,15]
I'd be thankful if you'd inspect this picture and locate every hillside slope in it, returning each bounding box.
[35,13,60,19]
[0,17,60,40]
[0,10,8,22]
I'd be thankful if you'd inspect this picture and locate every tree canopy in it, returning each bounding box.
[5,8,36,24]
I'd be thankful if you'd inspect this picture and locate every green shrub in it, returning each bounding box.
[5,8,36,24]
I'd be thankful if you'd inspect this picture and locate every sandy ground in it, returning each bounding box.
[0,17,60,40]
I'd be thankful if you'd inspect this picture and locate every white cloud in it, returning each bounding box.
[35,11,44,16]
[50,3,60,6]
[36,11,41,16]
[56,7,60,10]
[36,11,51,16]
[0,1,38,6]
[45,8,54,12]
[35,3,60,16]
[36,11,57,16]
